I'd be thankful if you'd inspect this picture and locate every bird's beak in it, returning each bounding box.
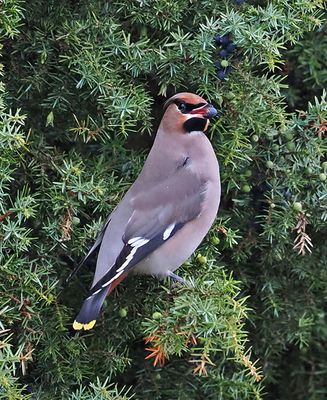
[190,103,218,119]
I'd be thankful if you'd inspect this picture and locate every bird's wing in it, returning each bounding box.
[89,167,207,295]
[73,167,208,329]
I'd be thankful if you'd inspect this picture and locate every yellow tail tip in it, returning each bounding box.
[84,320,96,330]
[73,319,96,331]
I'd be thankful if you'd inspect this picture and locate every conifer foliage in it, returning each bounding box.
[0,1,326,399]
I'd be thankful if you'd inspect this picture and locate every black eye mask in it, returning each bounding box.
[174,100,206,114]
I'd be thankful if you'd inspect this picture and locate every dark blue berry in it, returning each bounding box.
[226,42,236,53]
[219,49,228,58]
[214,34,223,45]
[214,33,231,47]
[214,60,222,69]
[220,34,230,46]
[236,0,245,4]
[283,189,292,200]
[217,70,226,80]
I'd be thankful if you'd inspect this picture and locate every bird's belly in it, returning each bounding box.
[133,255,171,276]
[133,180,220,278]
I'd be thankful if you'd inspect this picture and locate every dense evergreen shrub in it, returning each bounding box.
[0,1,326,399]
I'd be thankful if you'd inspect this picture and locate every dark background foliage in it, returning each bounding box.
[0,1,326,399]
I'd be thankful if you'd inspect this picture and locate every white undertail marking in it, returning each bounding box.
[163,223,175,240]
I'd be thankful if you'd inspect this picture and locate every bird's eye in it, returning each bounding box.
[178,102,187,112]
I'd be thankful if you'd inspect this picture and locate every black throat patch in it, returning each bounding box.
[183,117,207,133]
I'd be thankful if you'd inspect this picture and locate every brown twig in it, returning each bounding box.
[293,212,313,256]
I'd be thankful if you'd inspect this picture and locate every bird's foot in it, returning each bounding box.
[167,271,193,288]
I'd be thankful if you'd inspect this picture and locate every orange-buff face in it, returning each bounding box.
[163,92,218,133]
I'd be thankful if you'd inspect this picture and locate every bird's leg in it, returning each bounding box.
[167,271,193,287]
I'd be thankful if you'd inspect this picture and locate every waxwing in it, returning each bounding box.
[72,92,221,330]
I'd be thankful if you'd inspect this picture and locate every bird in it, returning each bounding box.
[72,92,221,331]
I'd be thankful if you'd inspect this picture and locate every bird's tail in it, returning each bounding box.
[73,271,128,330]
[73,288,108,330]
